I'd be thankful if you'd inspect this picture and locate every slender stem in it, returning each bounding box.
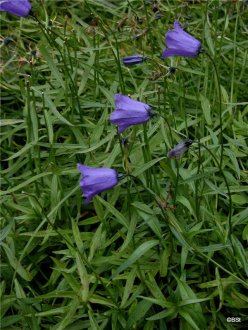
[195,137,202,221]
[143,0,154,55]
[195,249,248,289]
[142,123,153,188]
[124,145,150,295]
[30,14,84,125]
[204,51,224,170]
[173,160,180,206]
[112,32,126,94]
[198,142,233,251]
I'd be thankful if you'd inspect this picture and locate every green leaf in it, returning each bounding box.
[0,243,33,281]
[43,109,54,144]
[120,268,137,308]
[125,300,152,329]
[177,196,195,217]
[78,52,95,96]
[54,297,80,330]
[226,148,240,179]
[77,131,115,154]
[132,202,162,239]
[132,157,165,177]
[5,142,34,161]
[0,119,24,126]
[200,94,212,125]
[89,294,116,308]
[204,22,215,55]
[39,42,65,89]
[44,93,73,126]
[144,273,170,306]
[179,309,200,330]
[0,218,14,242]
[88,224,103,262]
[146,307,177,321]
[97,196,129,229]
[232,194,248,205]
[75,253,89,302]
[88,309,101,330]
[232,235,248,276]
[111,240,159,278]
[215,267,224,311]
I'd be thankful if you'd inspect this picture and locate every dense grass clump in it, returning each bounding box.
[1,1,248,329]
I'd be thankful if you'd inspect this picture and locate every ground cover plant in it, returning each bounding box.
[1,0,248,329]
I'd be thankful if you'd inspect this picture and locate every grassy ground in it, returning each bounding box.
[1,1,248,329]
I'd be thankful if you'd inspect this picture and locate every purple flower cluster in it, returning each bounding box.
[78,93,193,203]
[78,19,200,203]
[78,93,154,203]
[1,3,198,203]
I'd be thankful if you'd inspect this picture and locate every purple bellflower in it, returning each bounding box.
[0,0,31,16]
[77,164,118,204]
[122,55,147,66]
[161,20,201,58]
[167,139,193,159]
[110,94,152,134]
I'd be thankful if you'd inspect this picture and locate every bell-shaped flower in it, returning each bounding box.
[161,20,201,58]
[122,55,147,66]
[110,94,152,133]
[77,164,118,204]
[167,139,193,159]
[0,0,31,16]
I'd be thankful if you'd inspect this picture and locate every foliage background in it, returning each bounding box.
[1,0,248,329]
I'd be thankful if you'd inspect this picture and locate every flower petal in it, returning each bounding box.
[110,94,151,133]
[162,20,201,58]
[0,0,31,16]
[114,94,150,112]
[77,164,118,203]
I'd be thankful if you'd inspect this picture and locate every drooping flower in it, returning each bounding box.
[110,94,152,133]
[122,55,147,66]
[161,20,201,58]
[77,164,118,204]
[167,139,193,159]
[0,0,31,17]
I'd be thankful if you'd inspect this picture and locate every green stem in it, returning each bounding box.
[173,160,180,206]
[142,123,153,189]
[198,142,233,250]
[31,14,83,125]
[204,51,224,170]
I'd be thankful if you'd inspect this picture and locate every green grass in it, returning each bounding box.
[1,0,248,329]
